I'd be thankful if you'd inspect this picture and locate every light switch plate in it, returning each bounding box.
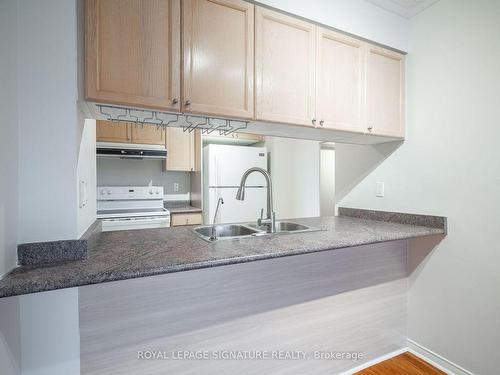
[79,179,88,208]
[173,182,180,192]
[376,182,385,197]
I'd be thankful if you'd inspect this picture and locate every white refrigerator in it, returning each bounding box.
[203,144,268,224]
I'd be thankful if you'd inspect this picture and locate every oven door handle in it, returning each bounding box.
[104,217,169,223]
[101,216,171,232]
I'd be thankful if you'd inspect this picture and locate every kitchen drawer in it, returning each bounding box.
[171,213,203,227]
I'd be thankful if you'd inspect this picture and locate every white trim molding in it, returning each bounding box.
[340,340,476,375]
[407,339,474,375]
[339,348,407,375]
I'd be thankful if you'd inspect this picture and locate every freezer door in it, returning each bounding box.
[206,187,267,224]
[206,144,267,187]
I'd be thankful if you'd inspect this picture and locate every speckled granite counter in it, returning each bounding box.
[164,201,202,214]
[0,212,446,298]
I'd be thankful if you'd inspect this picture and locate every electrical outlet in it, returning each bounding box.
[376,182,385,197]
[173,182,180,192]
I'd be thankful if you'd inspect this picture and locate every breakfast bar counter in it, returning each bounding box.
[0,208,446,298]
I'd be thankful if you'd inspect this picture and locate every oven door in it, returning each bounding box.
[101,216,170,232]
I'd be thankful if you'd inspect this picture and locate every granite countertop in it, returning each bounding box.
[164,201,202,214]
[0,209,446,298]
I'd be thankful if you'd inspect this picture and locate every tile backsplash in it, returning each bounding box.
[97,158,191,194]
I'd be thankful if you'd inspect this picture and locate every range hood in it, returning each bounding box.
[96,142,167,160]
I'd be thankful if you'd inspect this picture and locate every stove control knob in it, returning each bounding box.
[106,189,112,195]
[99,189,106,195]
[155,190,160,195]
[149,190,154,195]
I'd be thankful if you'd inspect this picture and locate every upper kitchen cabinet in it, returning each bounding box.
[365,44,405,138]
[193,130,202,172]
[255,7,316,126]
[203,132,264,145]
[316,28,364,133]
[165,127,195,172]
[86,1,405,142]
[96,120,166,145]
[96,120,131,142]
[182,0,254,119]
[85,0,181,111]
[131,124,166,145]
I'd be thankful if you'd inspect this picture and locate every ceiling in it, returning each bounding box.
[364,0,441,18]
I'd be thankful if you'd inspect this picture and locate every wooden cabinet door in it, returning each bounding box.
[316,28,364,133]
[193,130,202,172]
[165,127,194,171]
[182,0,254,119]
[131,124,166,145]
[365,44,405,137]
[96,120,131,142]
[234,133,264,142]
[171,213,203,227]
[85,0,181,111]
[255,7,316,126]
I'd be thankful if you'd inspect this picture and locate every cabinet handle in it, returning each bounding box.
[319,120,324,127]
[367,126,373,132]
[185,100,191,106]
[312,118,317,126]
[172,98,178,104]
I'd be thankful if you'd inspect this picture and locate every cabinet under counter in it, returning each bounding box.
[170,212,203,227]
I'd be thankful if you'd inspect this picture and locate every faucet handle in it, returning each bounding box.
[257,208,265,226]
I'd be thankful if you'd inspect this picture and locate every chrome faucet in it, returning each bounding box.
[236,167,276,233]
[210,197,224,240]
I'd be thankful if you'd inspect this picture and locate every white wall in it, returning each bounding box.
[0,296,21,375]
[266,137,320,219]
[336,0,500,373]
[8,2,82,374]
[17,0,80,243]
[335,142,401,208]
[20,289,80,375]
[259,0,409,51]
[76,0,96,237]
[77,119,97,237]
[0,0,19,277]
[320,148,335,216]
[97,159,191,195]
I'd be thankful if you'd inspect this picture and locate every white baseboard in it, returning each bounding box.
[339,348,407,375]
[340,341,474,375]
[407,339,474,375]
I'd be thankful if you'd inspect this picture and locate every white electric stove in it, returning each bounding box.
[97,186,170,231]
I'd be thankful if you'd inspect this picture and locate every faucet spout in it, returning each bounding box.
[236,167,276,233]
[210,197,224,240]
[235,186,245,201]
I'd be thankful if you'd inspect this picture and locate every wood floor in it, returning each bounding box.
[356,352,445,374]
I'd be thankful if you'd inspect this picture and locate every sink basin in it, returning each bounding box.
[274,221,311,232]
[194,221,321,242]
[248,221,317,233]
[194,224,259,241]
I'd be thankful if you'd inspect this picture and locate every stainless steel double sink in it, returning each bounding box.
[193,221,320,242]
